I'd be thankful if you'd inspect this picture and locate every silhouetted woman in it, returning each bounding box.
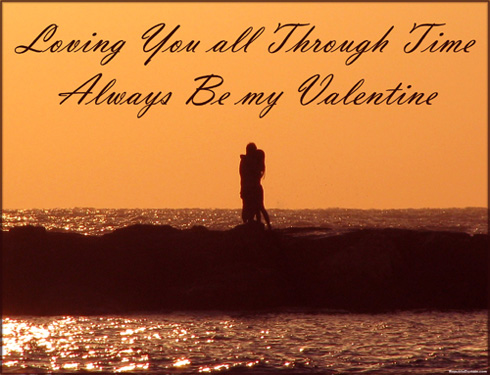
[254,149,271,230]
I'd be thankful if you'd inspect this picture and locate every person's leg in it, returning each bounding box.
[261,206,271,229]
[242,196,255,223]
[241,201,247,223]
[254,206,262,222]
[257,185,271,229]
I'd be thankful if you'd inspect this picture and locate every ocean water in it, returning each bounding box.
[2,208,488,373]
[2,312,488,374]
[2,207,487,235]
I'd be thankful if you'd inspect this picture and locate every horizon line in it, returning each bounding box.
[3,206,487,211]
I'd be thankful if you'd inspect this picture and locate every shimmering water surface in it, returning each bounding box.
[2,208,488,373]
[2,207,487,235]
[3,312,487,374]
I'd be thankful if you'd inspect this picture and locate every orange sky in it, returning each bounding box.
[2,2,488,209]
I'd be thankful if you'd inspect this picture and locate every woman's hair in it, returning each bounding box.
[246,143,257,155]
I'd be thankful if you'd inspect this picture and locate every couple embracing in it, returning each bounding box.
[239,143,272,230]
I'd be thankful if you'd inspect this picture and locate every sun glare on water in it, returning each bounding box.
[2,312,487,373]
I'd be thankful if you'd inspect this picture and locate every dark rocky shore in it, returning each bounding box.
[2,224,488,315]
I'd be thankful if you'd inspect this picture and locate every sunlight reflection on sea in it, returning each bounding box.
[2,208,488,373]
[2,207,487,236]
[2,312,487,374]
